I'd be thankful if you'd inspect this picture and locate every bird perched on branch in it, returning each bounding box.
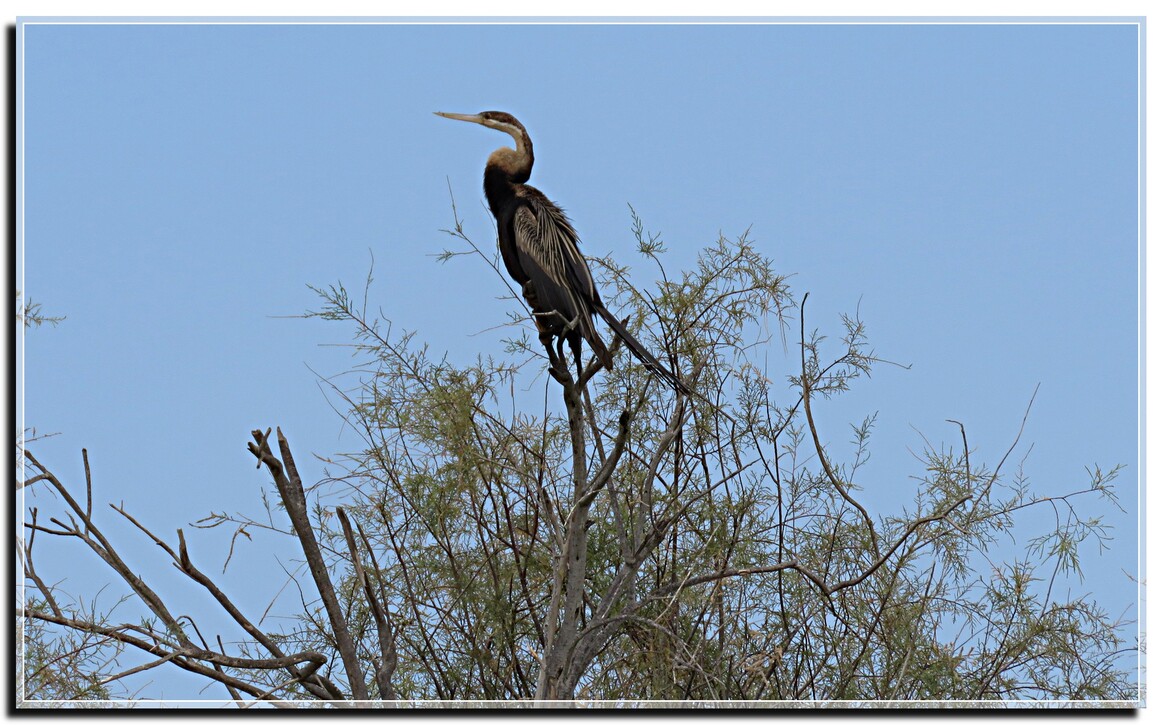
[435,110,689,394]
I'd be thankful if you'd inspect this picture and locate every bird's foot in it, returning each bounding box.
[533,309,576,333]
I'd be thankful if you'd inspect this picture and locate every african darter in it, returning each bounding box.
[435,110,688,394]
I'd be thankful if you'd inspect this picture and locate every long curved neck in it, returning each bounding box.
[483,131,534,217]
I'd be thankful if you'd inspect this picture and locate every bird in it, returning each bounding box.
[435,110,689,395]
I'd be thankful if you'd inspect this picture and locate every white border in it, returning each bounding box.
[13,14,1148,709]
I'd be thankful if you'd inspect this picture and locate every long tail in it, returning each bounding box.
[594,305,691,396]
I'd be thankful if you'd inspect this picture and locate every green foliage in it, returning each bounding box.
[19,599,118,702]
[297,212,1134,702]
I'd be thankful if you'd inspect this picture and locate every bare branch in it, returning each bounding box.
[336,507,397,700]
[248,428,368,701]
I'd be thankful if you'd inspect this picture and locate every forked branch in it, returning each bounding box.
[248,427,369,701]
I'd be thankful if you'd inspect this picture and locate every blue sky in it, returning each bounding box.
[18,20,1141,699]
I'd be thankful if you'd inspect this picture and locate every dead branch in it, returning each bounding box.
[21,447,344,703]
[19,607,326,701]
[248,427,369,701]
[108,503,342,701]
[336,507,397,700]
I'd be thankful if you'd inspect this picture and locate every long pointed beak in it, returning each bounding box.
[434,111,484,124]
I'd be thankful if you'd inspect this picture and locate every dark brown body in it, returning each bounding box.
[436,110,688,393]
[484,157,612,370]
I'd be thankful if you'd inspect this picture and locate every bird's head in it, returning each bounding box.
[435,110,530,153]
[435,110,526,136]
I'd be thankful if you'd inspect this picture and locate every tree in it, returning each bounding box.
[17,213,1136,706]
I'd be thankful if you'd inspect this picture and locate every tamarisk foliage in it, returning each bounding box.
[19,214,1135,705]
